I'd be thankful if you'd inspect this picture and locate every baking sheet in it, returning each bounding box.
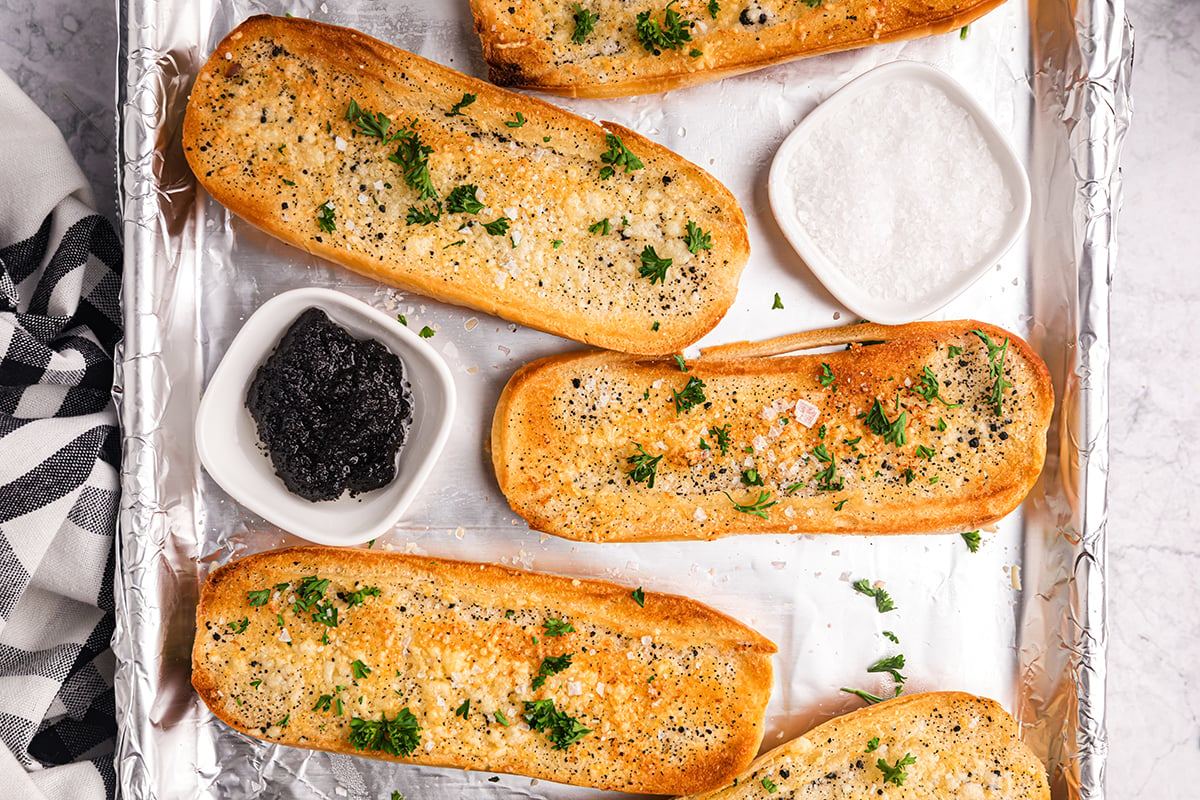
[113,1,1131,798]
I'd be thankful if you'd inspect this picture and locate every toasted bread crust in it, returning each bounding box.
[492,321,1054,542]
[183,15,749,355]
[470,0,1008,98]
[192,547,775,794]
[679,692,1050,799]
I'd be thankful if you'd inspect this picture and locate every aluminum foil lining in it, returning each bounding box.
[113,1,1132,798]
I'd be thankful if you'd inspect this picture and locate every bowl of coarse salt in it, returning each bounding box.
[768,61,1030,325]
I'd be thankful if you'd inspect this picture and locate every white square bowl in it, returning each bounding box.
[194,288,456,545]
[767,61,1031,325]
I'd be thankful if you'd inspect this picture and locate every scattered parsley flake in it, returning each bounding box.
[505,111,527,128]
[598,132,643,179]
[445,92,476,117]
[878,753,917,786]
[351,659,371,679]
[588,218,611,235]
[625,442,663,488]
[531,654,573,689]
[543,618,575,637]
[852,578,896,613]
[632,587,646,607]
[866,736,881,753]
[762,776,778,793]
[672,354,689,372]
[386,121,437,200]
[348,709,421,757]
[684,220,712,253]
[571,4,598,44]
[247,589,271,607]
[867,654,907,686]
[494,710,509,727]
[722,489,776,519]
[741,467,764,487]
[483,216,511,236]
[635,2,694,53]
[344,100,403,144]
[405,201,442,225]
[671,375,706,414]
[883,630,900,644]
[316,203,336,233]
[227,616,250,634]
[962,530,982,552]
[971,329,1012,416]
[707,0,720,17]
[522,699,592,750]
[841,687,885,705]
[418,326,435,338]
[446,184,485,214]
[707,424,731,455]
[455,699,470,719]
[638,245,672,284]
[819,362,836,387]
[772,293,784,310]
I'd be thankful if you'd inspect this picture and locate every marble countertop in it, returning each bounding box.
[2,0,1195,796]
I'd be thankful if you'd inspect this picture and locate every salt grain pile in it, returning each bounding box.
[788,81,1013,303]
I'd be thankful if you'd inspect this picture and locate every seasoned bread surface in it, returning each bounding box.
[471,0,1008,98]
[492,321,1054,542]
[183,15,749,355]
[192,547,775,794]
[678,692,1050,799]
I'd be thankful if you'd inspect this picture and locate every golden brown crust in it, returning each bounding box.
[192,546,775,794]
[470,0,1009,98]
[183,15,749,355]
[678,691,1050,799]
[492,320,1054,542]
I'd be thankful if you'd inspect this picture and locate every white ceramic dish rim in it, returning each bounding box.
[767,60,1032,325]
[194,287,457,546]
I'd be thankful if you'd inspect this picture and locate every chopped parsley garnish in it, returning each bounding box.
[960,24,970,39]
[911,366,961,408]
[819,362,836,387]
[531,654,573,689]
[841,687,885,705]
[867,654,907,686]
[405,201,441,225]
[672,354,689,372]
[814,460,843,491]
[625,442,663,488]
[338,586,382,606]
[588,218,611,235]
[387,121,437,200]
[651,321,660,331]
[316,203,336,233]
[455,699,470,719]
[903,467,915,485]
[445,184,485,214]
[571,3,598,44]
[445,92,476,117]
[250,679,262,688]
[483,216,511,236]
[684,220,712,253]
[860,399,907,445]
[418,326,436,338]
[971,329,1012,416]
[247,588,271,607]
[813,443,832,462]
[397,315,407,326]
[866,736,880,753]
[276,713,290,727]
[543,618,575,637]
[962,530,982,552]
[493,710,509,726]
[937,417,947,431]
[598,132,643,179]
[740,467,764,487]
[883,631,900,644]
[351,659,371,680]
[784,481,805,494]
[722,489,776,519]
[505,111,527,128]
[348,709,422,757]
[522,699,592,750]
[915,444,935,459]
[671,375,706,414]
[707,0,720,17]
[551,239,563,248]
[761,776,778,792]
[948,344,963,358]
[632,587,646,607]
[852,578,896,613]
[708,424,731,455]
[637,245,673,284]
[635,2,694,53]
[314,694,334,712]
[227,616,250,634]
[344,100,403,144]
[878,753,917,786]
[772,293,784,310]
[834,499,847,510]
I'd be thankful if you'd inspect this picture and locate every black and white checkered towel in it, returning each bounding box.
[0,70,121,800]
